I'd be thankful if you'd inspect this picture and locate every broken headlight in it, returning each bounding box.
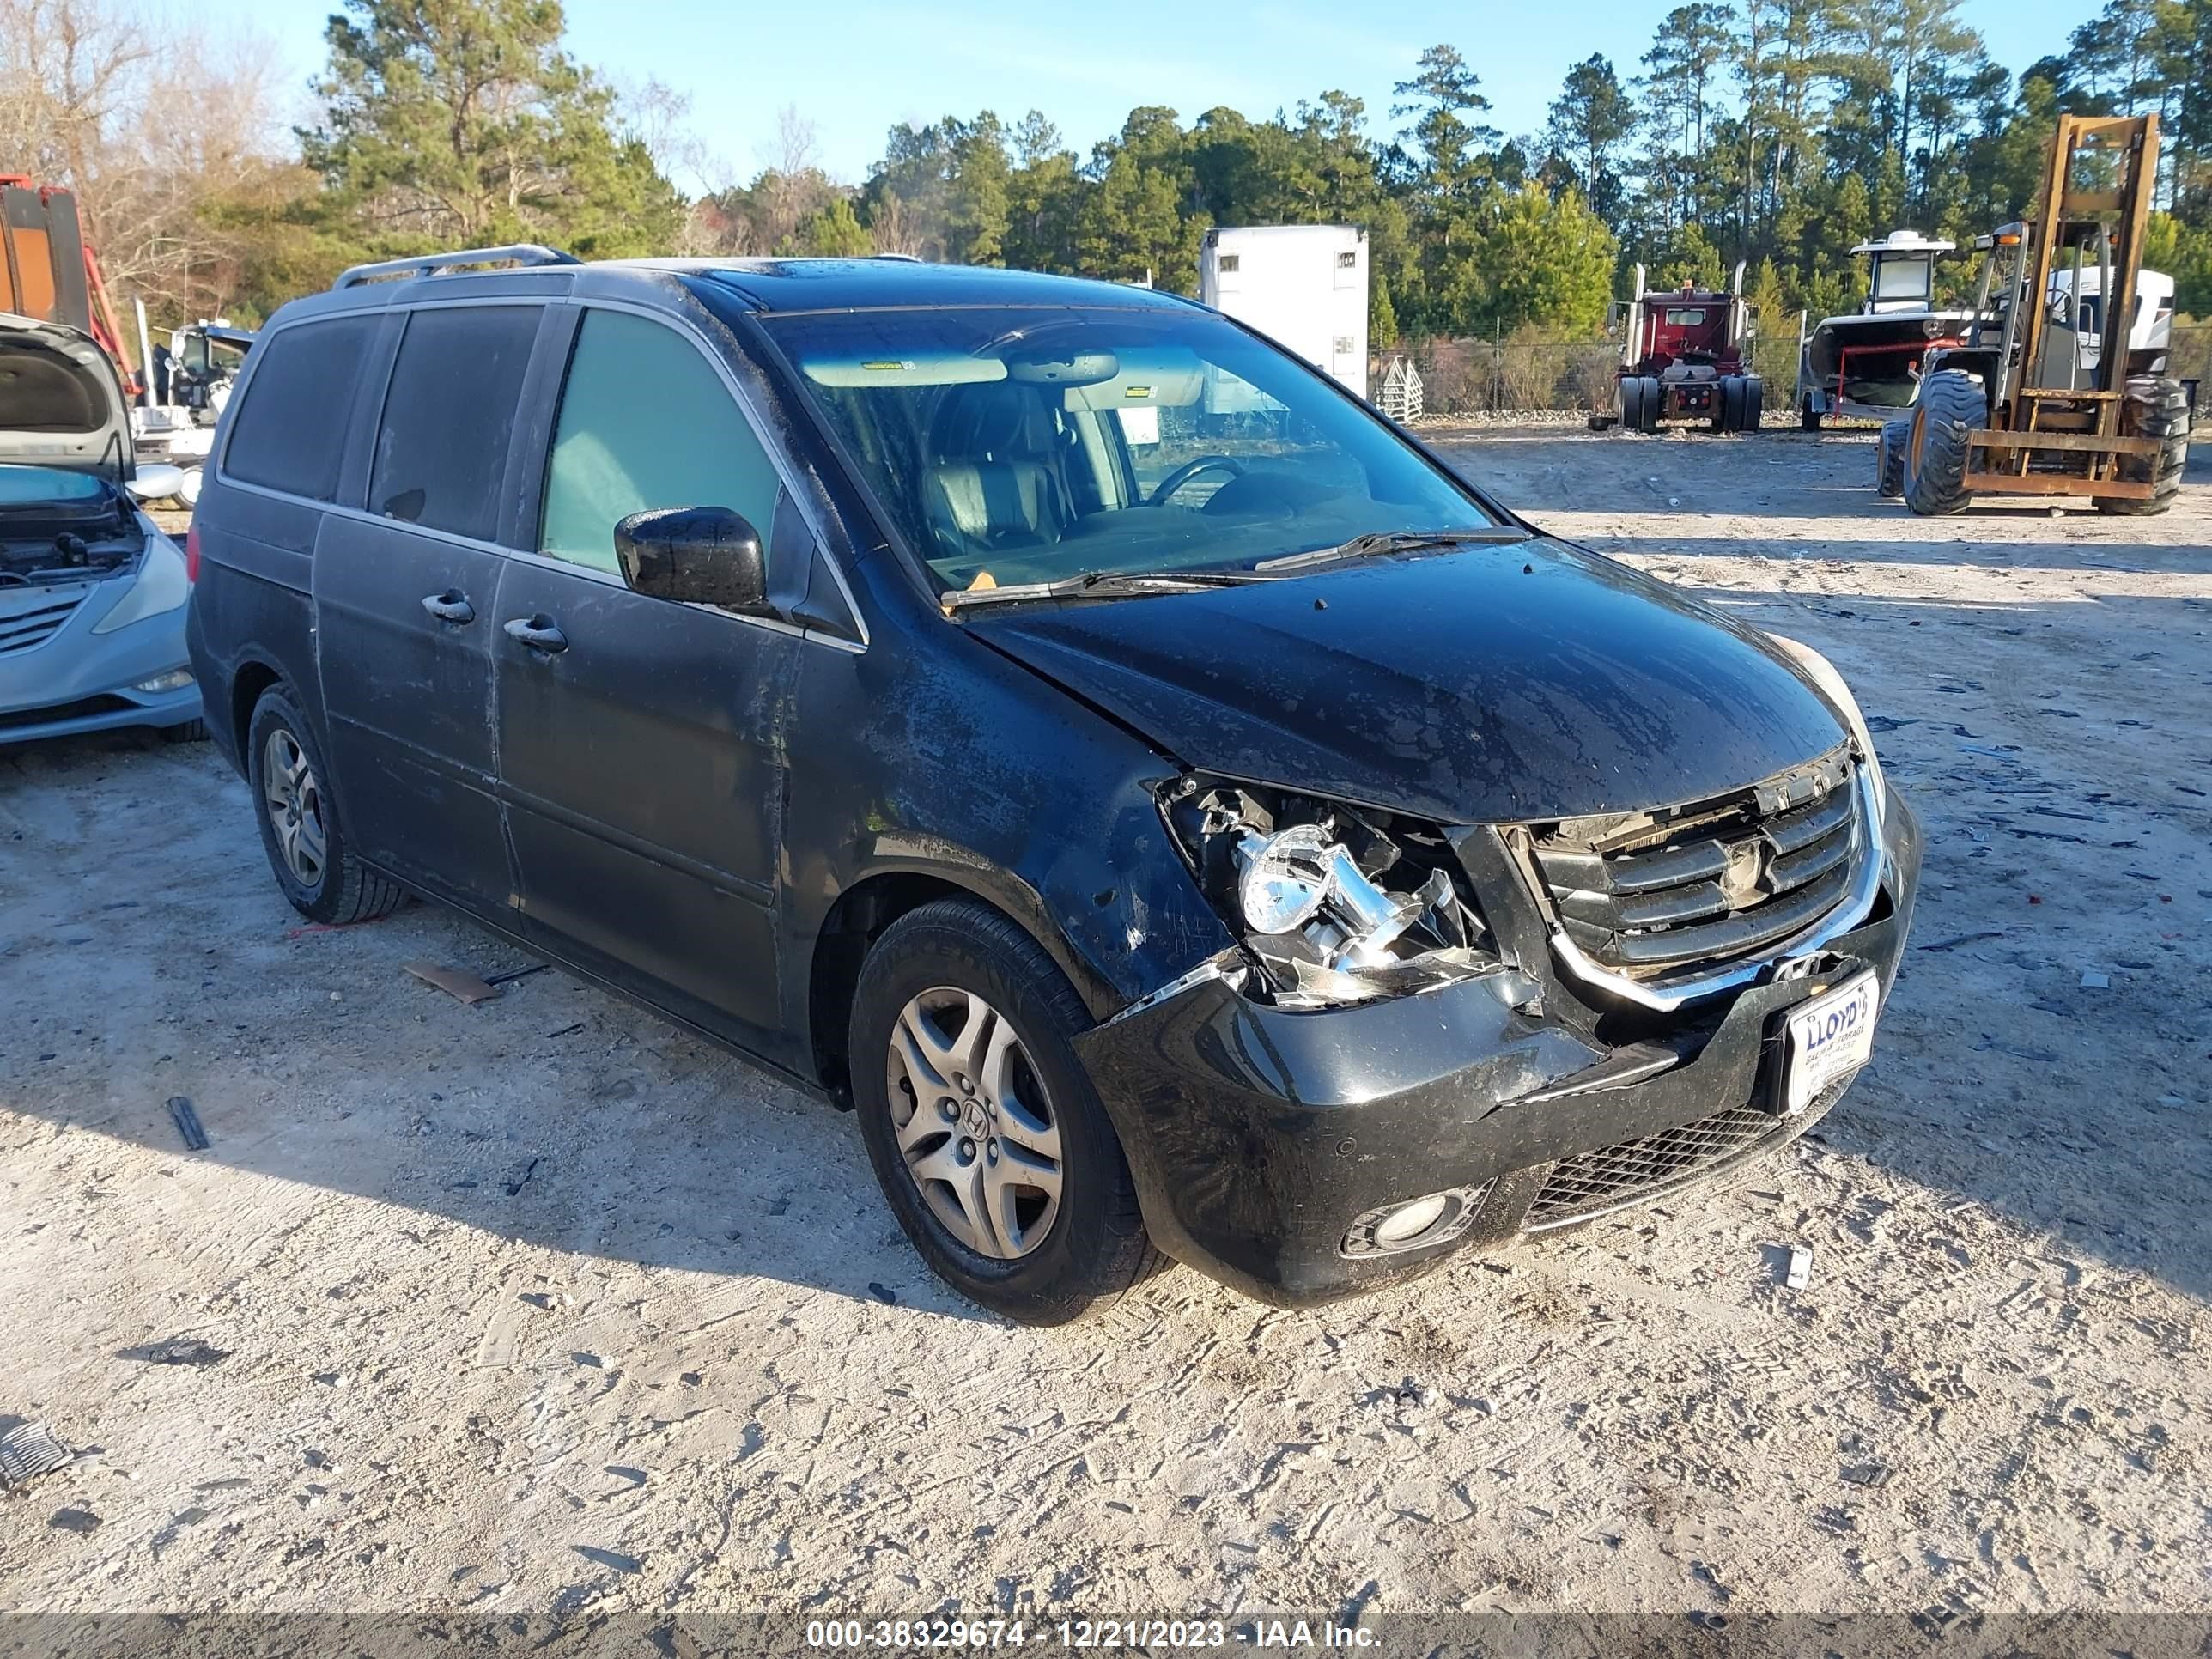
[1162,776,1515,1010]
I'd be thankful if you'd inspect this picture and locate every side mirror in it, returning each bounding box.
[127,463,187,503]
[614,506,769,612]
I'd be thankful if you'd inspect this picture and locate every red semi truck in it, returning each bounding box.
[1607,261,1763,433]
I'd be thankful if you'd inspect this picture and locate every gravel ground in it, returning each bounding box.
[3,429,2208,1629]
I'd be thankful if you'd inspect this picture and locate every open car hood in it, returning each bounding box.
[965,538,1848,823]
[0,312,131,484]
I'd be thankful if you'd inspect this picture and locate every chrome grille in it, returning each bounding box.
[1529,747,1866,982]
[1522,1105,1780,1229]
[0,584,89,655]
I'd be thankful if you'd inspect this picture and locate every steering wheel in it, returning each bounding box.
[1149,454,1246,506]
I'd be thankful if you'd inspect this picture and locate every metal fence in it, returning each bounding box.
[1380,322,2212,420]
[1376,331,1802,417]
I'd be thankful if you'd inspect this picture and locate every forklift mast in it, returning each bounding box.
[2006,113,2155,436]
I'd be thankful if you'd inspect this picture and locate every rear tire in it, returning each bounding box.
[1741,377,1764,431]
[1876,417,1911,498]
[246,685,405,925]
[1714,377,1740,434]
[1901,369,1985,516]
[1800,395,1822,431]
[2095,374,2190,515]
[848,898,1164,1325]
[160,718,210,744]
[1619,376,1645,433]
[1637,375,1663,433]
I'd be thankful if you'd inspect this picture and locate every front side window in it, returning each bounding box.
[539,308,781,574]
[369,305,538,539]
[750,301,1498,594]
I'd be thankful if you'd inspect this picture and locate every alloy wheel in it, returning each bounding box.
[884,987,1063,1260]
[262,726,329,890]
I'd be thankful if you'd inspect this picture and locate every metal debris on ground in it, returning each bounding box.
[1785,1246,1814,1290]
[118,1337,231,1368]
[2079,970,2111,989]
[404,962,503,1003]
[167,1095,210,1152]
[0,1420,76,1490]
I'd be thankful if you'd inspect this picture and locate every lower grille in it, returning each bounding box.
[1529,745,1866,983]
[0,694,134,731]
[1522,1104,1781,1229]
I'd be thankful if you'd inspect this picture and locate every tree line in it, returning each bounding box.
[13,0,2211,341]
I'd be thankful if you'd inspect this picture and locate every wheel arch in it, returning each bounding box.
[803,860,1113,1104]
[227,655,286,763]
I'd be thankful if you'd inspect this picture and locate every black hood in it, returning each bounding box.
[966,538,1845,823]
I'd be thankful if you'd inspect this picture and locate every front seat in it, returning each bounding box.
[921,381,1068,556]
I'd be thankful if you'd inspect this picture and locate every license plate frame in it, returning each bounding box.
[1779,971,1880,1117]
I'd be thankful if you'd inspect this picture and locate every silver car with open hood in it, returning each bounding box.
[0,312,202,744]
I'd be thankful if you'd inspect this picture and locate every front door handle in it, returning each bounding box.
[421,590,475,624]
[503,615,568,654]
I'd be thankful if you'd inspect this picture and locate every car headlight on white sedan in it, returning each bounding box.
[92,538,190,635]
[1768,635,1887,830]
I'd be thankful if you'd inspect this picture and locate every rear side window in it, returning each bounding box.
[222,314,377,501]
[538,308,781,574]
[369,305,538,540]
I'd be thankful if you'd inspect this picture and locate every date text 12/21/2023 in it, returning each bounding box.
[805,1618,1379,1650]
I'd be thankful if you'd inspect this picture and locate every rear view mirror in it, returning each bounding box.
[615,506,769,613]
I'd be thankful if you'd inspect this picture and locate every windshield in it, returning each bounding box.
[755,303,1499,594]
[1871,255,1934,303]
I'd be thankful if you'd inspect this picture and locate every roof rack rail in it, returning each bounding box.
[333,244,580,289]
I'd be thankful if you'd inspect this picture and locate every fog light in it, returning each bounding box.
[1340,1181,1494,1258]
[1376,1194,1449,1245]
[132,669,194,693]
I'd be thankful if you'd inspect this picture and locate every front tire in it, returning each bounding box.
[2096,374,2190,515]
[849,898,1163,1325]
[246,685,404,925]
[1876,417,1910,498]
[1901,369,1985,515]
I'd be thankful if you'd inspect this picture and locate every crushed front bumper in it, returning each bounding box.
[1077,787,1921,1306]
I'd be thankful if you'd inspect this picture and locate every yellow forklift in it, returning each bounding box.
[1891,112,2188,515]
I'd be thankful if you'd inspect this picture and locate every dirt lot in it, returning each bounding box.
[3,429,2208,1629]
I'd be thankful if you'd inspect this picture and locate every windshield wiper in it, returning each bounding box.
[943,568,1283,610]
[1255,525,1529,574]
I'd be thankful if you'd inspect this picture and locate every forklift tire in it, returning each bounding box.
[1619,377,1645,433]
[1800,395,1822,432]
[1901,369,1985,516]
[1741,377,1764,431]
[2095,375,2191,516]
[1876,418,1910,498]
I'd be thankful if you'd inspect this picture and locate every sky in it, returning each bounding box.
[217,0,2094,191]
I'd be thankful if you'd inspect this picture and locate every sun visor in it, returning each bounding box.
[801,352,1008,388]
[1060,348,1206,411]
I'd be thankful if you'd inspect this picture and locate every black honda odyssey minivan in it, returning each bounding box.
[186,249,1920,1323]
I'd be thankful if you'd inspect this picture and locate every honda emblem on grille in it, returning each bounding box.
[1719,839,1771,907]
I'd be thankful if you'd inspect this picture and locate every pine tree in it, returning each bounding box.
[301,0,679,257]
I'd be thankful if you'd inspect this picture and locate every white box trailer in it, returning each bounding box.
[1200,225,1370,399]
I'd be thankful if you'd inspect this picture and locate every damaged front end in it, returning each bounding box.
[1159,775,1530,1011]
